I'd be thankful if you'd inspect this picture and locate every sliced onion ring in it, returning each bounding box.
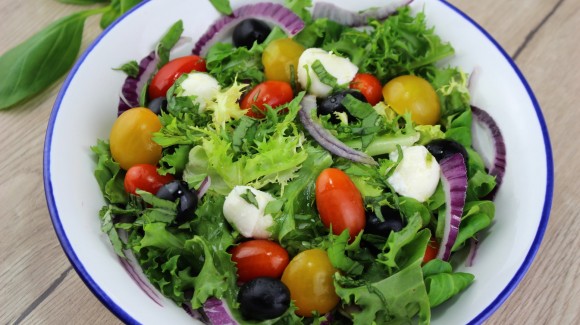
[203,297,238,325]
[299,95,378,165]
[117,51,158,115]
[471,105,507,191]
[436,153,468,261]
[192,2,305,56]
[312,0,413,27]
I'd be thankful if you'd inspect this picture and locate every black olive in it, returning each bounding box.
[238,277,291,321]
[156,180,198,222]
[364,205,404,237]
[233,19,272,49]
[425,139,468,163]
[148,97,168,115]
[317,89,367,123]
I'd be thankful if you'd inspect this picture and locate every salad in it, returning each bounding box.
[92,0,506,324]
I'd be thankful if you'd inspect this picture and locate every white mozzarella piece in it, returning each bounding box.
[222,186,276,239]
[177,72,220,112]
[387,146,441,202]
[297,48,358,97]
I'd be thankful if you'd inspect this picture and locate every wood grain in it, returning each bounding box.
[0,0,578,324]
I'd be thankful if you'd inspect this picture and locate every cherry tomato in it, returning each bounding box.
[423,237,439,265]
[382,75,441,125]
[349,73,383,105]
[110,107,163,170]
[124,164,174,195]
[230,240,290,283]
[240,81,294,118]
[315,168,366,239]
[262,38,305,83]
[148,55,206,99]
[281,249,339,317]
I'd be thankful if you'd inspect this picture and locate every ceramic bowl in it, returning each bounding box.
[44,0,554,324]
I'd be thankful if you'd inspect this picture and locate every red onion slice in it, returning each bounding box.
[312,0,412,27]
[465,236,479,267]
[299,95,378,165]
[117,51,159,115]
[196,176,212,200]
[471,105,507,189]
[192,3,305,56]
[437,153,468,261]
[203,297,238,325]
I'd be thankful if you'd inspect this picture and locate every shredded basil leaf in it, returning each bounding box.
[311,59,338,88]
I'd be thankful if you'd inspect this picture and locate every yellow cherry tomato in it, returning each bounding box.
[262,38,305,83]
[382,75,441,125]
[281,249,339,317]
[109,107,162,170]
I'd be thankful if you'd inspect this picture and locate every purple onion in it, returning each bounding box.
[203,297,238,325]
[312,0,413,27]
[196,176,212,200]
[117,51,159,115]
[465,236,479,267]
[299,95,378,165]
[436,153,468,261]
[193,3,305,56]
[471,105,507,193]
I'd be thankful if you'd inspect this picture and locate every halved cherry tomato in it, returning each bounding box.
[124,164,174,195]
[240,81,293,118]
[110,107,162,170]
[315,168,366,239]
[423,237,439,265]
[349,73,383,105]
[148,55,206,100]
[230,240,289,283]
[281,249,339,317]
[382,75,441,125]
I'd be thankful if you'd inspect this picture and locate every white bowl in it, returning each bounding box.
[44,0,554,324]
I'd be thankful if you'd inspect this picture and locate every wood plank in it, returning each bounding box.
[22,271,122,325]
[1,0,577,324]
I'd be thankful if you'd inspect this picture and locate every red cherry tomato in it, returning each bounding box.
[315,168,366,239]
[240,81,293,118]
[423,237,439,265]
[349,73,383,105]
[230,240,290,283]
[148,55,206,99]
[124,164,174,195]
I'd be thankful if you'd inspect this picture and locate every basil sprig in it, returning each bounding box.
[0,0,142,110]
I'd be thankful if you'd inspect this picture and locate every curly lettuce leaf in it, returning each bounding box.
[91,139,128,205]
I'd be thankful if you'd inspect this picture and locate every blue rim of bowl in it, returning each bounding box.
[43,1,554,324]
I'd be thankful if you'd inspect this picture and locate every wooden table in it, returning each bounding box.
[0,0,577,324]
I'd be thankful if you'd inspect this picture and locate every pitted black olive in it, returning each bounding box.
[425,139,468,163]
[233,19,272,49]
[364,205,405,237]
[238,277,291,321]
[148,97,168,115]
[317,89,367,123]
[156,180,198,222]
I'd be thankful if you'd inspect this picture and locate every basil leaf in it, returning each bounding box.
[157,20,184,69]
[209,0,233,15]
[113,60,139,77]
[311,59,338,88]
[100,0,140,29]
[0,9,100,110]
[240,189,259,208]
[57,0,109,4]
